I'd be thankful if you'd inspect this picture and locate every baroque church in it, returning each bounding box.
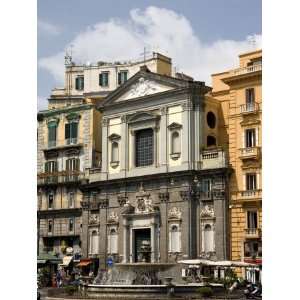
[79,66,231,269]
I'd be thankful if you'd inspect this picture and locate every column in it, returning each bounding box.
[159,107,167,170]
[98,198,108,269]
[101,119,108,176]
[120,116,127,172]
[81,193,90,258]
[122,219,128,263]
[182,102,191,168]
[150,223,155,262]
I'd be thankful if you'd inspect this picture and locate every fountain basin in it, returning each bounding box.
[83,282,225,299]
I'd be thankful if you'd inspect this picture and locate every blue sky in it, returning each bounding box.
[38,0,261,109]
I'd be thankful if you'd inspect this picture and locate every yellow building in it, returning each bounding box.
[210,49,262,281]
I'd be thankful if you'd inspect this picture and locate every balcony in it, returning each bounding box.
[37,170,85,186]
[244,228,261,239]
[240,102,260,115]
[200,148,227,169]
[233,64,262,76]
[238,189,262,202]
[239,147,261,160]
[43,138,84,151]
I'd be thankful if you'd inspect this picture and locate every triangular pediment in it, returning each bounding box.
[101,70,190,108]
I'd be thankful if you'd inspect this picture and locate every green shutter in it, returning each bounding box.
[45,162,49,173]
[118,73,121,85]
[48,126,56,142]
[66,159,70,171]
[65,123,70,139]
[99,73,103,86]
[75,77,79,90]
[70,122,78,139]
[81,77,84,90]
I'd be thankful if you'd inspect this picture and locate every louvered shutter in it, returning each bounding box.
[66,159,70,171]
[75,158,80,171]
[75,77,79,90]
[70,122,78,139]
[99,73,103,86]
[118,72,121,85]
[65,123,70,139]
[45,162,48,173]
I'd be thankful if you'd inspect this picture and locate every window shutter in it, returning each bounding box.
[118,72,121,85]
[75,158,80,171]
[65,123,70,139]
[99,73,103,86]
[66,159,70,171]
[54,161,58,172]
[75,77,79,90]
[81,77,84,90]
[45,162,48,173]
[70,122,78,139]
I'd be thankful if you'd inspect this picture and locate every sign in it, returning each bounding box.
[107,257,114,267]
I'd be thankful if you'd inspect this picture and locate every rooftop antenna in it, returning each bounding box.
[247,36,256,49]
[140,46,151,65]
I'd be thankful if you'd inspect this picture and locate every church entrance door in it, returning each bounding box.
[134,228,151,262]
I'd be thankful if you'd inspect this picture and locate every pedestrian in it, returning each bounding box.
[56,270,62,288]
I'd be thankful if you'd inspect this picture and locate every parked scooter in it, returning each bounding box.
[244,282,262,299]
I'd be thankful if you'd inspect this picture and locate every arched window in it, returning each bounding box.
[207,135,216,147]
[90,230,99,255]
[111,142,119,162]
[169,224,181,253]
[171,131,180,154]
[206,112,216,129]
[107,228,118,254]
[204,224,214,252]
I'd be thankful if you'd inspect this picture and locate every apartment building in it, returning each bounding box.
[211,49,262,282]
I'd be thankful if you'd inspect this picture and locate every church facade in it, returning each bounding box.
[79,67,232,269]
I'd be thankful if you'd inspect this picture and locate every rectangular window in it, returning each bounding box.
[247,211,258,229]
[48,123,57,147]
[75,76,84,90]
[245,88,255,108]
[66,158,80,171]
[246,173,257,191]
[65,122,78,144]
[48,194,54,209]
[45,161,57,173]
[118,71,128,85]
[244,241,262,257]
[68,192,75,208]
[99,72,109,87]
[48,220,53,233]
[245,129,256,148]
[135,128,154,167]
[202,179,212,198]
[69,218,74,232]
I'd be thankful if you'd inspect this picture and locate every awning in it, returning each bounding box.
[76,259,92,267]
[60,256,73,267]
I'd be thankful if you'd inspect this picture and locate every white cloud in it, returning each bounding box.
[38,19,61,36]
[38,6,261,85]
[37,96,48,111]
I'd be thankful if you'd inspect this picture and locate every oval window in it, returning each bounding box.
[207,112,216,129]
